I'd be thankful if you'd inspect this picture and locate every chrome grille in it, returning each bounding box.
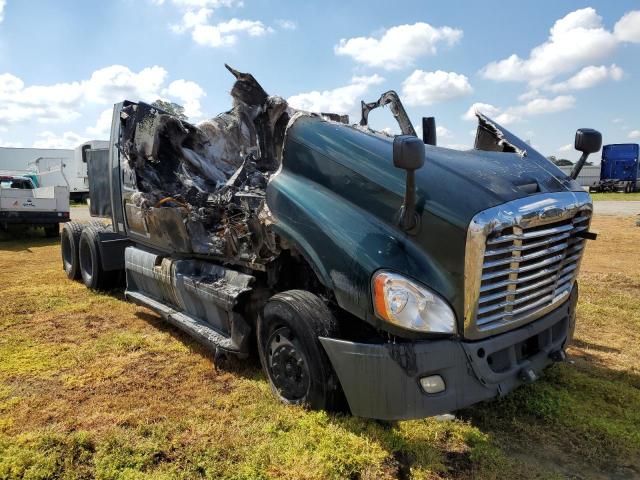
[464,192,592,339]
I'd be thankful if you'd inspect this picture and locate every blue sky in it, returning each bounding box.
[0,0,638,162]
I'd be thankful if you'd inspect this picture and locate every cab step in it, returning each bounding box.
[125,290,242,354]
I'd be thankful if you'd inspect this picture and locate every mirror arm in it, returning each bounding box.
[399,170,418,231]
[570,152,589,180]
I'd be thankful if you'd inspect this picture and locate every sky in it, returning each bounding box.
[0,0,639,162]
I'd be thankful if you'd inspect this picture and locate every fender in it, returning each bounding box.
[266,144,458,332]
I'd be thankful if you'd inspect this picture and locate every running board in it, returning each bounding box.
[126,290,243,355]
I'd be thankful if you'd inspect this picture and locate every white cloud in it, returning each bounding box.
[288,74,384,114]
[547,64,623,92]
[0,139,23,148]
[557,143,573,152]
[462,102,500,121]
[172,7,272,47]
[515,95,575,116]
[614,10,640,43]
[480,8,619,84]
[401,70,472,107]
[83,65,168,104]
[0,0,5,23]
[276,19,297,30]
[334,22,462,70]
[32,131,88,149]
[156,0,240,8]
[162,79,205,119]
[436,126,452,138]
[444,143,469,151]
[462,95,575,125]
[629,130,640,140]
[173,0,239,7]
[0,65,205,129]
[86,108,113,138]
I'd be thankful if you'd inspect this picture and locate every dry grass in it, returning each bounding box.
[0,215,638,479]
[590,192,640,201]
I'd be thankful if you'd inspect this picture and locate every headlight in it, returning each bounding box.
[372,271,456,333]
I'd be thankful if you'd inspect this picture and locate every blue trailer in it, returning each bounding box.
[589,143,639,193]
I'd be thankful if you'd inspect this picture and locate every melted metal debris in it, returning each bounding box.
[119,65,293,264]
[359,90,416,137]
[474,112,527,157]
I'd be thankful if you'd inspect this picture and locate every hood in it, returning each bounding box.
[284,114,581,231]
[415,142,580,230]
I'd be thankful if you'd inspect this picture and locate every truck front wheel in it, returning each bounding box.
[258,290,343,411]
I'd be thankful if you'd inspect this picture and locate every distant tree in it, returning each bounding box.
[151,99,188,121]
[547,156,574,167]
[555,158,573,166]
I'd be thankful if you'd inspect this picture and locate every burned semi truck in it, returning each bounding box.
[60,65,601,420]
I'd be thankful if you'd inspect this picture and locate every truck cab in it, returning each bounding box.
[589,143,639,193]
[60,65,601,420]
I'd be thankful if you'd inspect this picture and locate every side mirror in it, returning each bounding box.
[393,135,425,232]
[393,135,425,170]
[574,128,602,154]
[570,128,602,179]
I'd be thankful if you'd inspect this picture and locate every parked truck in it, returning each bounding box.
[1,174,69,236]
[589,143,639,193]
[59,65,601,420]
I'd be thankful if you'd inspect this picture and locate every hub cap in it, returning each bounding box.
[267,327,310,401]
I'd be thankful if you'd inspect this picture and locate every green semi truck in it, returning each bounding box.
[59,65,601,420]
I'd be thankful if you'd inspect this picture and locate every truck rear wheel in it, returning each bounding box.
[78,227,117,290]
[258,290,343,411]
[61,222,84,280]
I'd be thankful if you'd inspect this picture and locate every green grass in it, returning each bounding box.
[590,191,640,201]
[0,216,638,479]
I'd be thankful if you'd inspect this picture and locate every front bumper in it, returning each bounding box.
[320,287,577,420]
[0,210,69,225]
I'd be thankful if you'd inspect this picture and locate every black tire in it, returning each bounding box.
[44,223,60,238]
[78,227,117,290]
[258,290,343,411]
[61,222,84,280]
[87,220,110,231]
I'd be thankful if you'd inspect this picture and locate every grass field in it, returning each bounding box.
[0,215,638,479]
[590,192,640,201]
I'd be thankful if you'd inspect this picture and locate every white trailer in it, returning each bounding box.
[0,141,108,202]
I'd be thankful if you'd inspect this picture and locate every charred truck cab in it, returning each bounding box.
[60,65,601,420]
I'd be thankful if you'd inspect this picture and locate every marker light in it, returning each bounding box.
[372,271,456,333]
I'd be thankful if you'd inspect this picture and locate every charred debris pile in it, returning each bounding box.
[119,65,293,265]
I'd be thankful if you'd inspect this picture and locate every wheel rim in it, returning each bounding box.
[61,232,72,270]
[267,327,310,401]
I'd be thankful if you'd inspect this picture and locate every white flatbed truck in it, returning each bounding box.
[0,174,70,236]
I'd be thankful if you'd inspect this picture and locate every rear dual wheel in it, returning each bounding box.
[78,226,118,290]
[61,222,84,279]
[61,221,109,280]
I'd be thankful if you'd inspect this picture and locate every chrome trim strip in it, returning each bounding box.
[463,191,592,340]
